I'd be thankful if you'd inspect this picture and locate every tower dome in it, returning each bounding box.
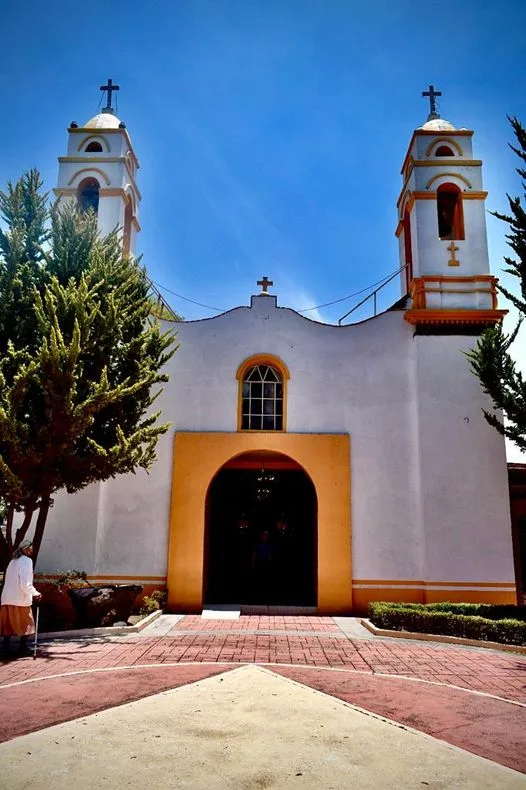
[84,110,122,130]
[419,117,456,132]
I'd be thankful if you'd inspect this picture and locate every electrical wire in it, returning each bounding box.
[151,264,406,316]
[150,280,224,312]
[297,265,405,312]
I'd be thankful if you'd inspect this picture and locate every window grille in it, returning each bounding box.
[241,364,283,430]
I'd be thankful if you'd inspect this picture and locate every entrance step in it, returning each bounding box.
[240,606,318,616]
[201,606,241,619]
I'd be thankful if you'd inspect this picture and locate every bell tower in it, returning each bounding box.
[54,79,141,257]
[396,85,505,330]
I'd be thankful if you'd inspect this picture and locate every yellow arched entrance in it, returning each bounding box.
[167,432,351,613]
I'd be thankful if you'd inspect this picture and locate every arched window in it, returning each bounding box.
[77,177,100,214]
[241,364,283,430]
[434,145,454,157]
[85,141,103,152]
[437,183,464,240]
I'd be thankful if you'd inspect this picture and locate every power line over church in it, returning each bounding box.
[41,83,520,613]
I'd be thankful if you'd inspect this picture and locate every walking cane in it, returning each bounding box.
[33,602,40,660]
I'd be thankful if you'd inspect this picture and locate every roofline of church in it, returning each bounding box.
[159,298,405,329]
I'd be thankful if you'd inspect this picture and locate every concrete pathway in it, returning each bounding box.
[1,614,526,782]
[1,665,524,790]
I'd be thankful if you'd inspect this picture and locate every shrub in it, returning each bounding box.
[139,589,167,615]
[368,602,526,646]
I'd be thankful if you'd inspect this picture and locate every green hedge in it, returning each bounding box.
[368,602,526,646]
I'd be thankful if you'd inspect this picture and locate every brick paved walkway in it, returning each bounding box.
[1,616,525,704]
[174,615,341,632]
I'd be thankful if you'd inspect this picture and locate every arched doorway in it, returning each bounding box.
[204,451,317,606]
[167,431,351,613]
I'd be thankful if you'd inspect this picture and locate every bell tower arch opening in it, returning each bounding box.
[204,450,317,607]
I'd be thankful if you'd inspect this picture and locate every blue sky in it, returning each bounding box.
[0,0,524,327]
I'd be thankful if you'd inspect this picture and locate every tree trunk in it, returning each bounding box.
[0,503,15,571]
[5,502,14,551]
[13,507,35,551]
[31,494,52,564]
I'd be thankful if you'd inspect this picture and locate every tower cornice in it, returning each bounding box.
[400,129,473,176]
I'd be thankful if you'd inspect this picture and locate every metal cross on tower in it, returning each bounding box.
[100,78,120,112]
[257,276,274,294]
[422,84,442,120]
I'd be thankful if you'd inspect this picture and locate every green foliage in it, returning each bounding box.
[55,570,90,587]
[368,602,526,646]
[0,171,177,567]
[467,116,526,451]
[139,589,167,614]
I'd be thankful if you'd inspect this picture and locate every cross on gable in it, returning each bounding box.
[422,84,442,120]
[100,78,120,111]
[257,276,274,294]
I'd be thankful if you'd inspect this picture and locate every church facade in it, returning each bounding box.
[40,91,517,613]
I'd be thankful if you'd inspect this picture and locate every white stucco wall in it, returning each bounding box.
[414,335,514,581]
[38,294,513,591]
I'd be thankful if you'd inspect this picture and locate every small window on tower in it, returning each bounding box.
[437,183,464,240]
[77,177,100,215]
[434,145,454,157]
[85,141,103,153]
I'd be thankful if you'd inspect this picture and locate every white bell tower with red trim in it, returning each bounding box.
[396,86,504,331]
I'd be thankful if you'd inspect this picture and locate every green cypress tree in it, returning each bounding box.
[0,173,176,566]
[467,117,526,452]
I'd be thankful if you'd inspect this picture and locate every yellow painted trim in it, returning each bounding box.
[424,590,516,605]
[412,191,437,199]
[414,159,481,167]
[425,137,464,157]
[67,167,111,187]
[351,580,516,612]
[167,431,352,614]
[406,191,487,201]
[60,156,124,164]
[352,579,516,588]
[236,354,290,433]
[409,275,499,310]
[416,130,473,136]
[404,308,506,326]
[76,135,111,153]
[425,172,472,189]
[236,353,290,381]
[98,188,123,197]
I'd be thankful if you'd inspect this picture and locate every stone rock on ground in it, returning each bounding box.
[37,581,80,632]
[69,585,142,628]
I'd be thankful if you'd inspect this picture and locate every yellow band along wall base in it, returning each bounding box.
[352,581,516,614]
[167,432,351,614]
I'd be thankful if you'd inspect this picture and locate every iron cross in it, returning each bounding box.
[422,84,442,117]
[257,276,273,293]
[100,78,120,111]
